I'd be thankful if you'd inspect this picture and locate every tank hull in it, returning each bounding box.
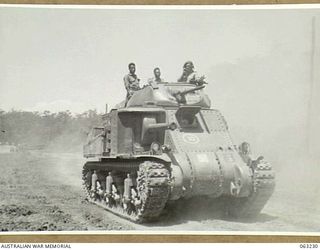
[82,82,275,223]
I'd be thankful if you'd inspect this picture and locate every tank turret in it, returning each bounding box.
[126,82,211,108]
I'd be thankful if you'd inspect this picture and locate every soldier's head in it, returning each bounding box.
[128,63,136,74]
[183,61,194,73]
[153,67,161,79]
[239,142,251,155]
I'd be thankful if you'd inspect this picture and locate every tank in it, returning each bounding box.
[82,81,275,223]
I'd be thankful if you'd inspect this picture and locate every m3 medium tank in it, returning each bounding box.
[82,81,275,223]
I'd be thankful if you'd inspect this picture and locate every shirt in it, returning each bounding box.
[148,77,163,84]
[178,70,197,83]
[124,73,140,92]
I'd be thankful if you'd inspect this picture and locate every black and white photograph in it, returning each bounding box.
[0,5,319,233]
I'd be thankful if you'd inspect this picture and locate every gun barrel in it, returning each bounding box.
[146,123,169,130]
[180,85,205,96]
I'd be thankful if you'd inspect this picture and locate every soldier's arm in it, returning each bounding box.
[177,74,184,82]
[123,75,130,91]
[148,78,153,84]
[188,72,207,85]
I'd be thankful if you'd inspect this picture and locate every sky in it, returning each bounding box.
[0,7,318,112]
[0,6,320,162]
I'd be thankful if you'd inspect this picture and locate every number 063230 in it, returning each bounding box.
[300,244,319,248]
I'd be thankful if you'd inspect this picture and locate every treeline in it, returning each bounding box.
[0,109,102,152]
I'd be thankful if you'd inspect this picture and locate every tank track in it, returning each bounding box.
[226,160,275,218]
[82,161,170,223]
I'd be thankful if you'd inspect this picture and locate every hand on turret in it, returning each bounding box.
[197,75,208,85]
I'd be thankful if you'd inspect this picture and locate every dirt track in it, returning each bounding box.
[0,152,319,232]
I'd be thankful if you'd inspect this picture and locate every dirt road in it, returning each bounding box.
[0,152,319,232]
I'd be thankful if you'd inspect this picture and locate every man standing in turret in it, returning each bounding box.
[178,61,206,85]
[124,63,140,102]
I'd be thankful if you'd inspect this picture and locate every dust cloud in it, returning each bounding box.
[46,131,85,153]
[206,48,320,213]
